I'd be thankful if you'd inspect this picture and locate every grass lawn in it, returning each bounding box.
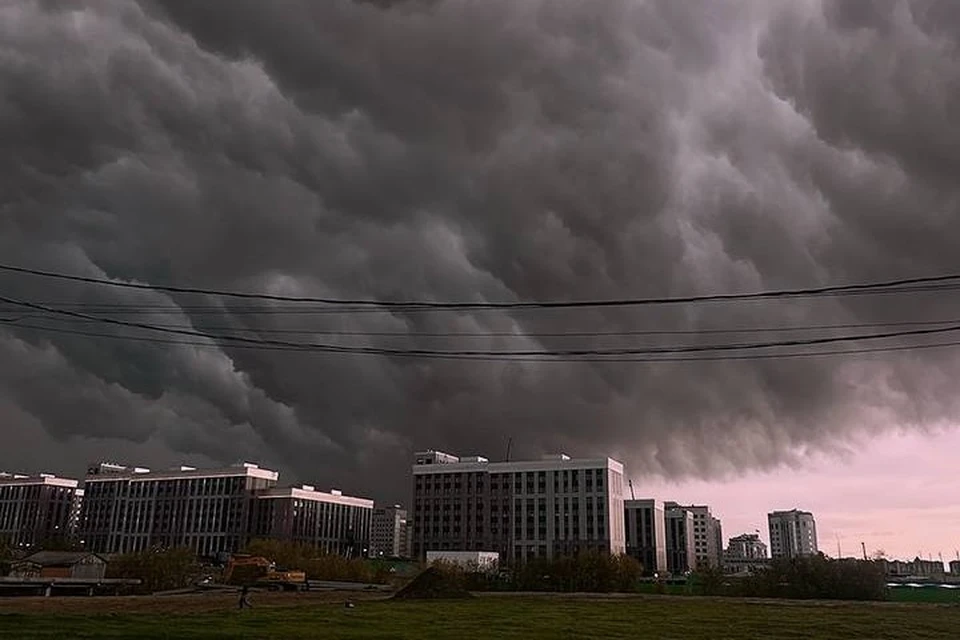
[1,593,958,639]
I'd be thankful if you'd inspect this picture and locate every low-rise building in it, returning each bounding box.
[252,485,373,558]
[426,550,499,571]
[624,499,667,575]
[950,560,960,576]
[883,557,946,579]
[10,551,107,580]
[0,472,83,548]
[371,505,409,558]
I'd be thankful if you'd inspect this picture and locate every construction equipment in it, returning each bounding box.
[222,554,306,591]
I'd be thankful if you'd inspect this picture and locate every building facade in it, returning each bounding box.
[665,503,722,569]
[371,505,409,558]
[624,499,667,575]
[11,551,107,580]
[950,560,960,576]
[0,473,83,548]
[664,506,695,574]
[726,533,768,560]
[767,509,818,559]
[724,533,768,574]
[411,450,626,563]
[252,486,372,558]
[79,462,278,556]
[883,557,946,578]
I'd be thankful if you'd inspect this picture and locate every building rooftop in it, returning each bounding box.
[0,473,79,488]
[18,551,105,567]
[258,486,373,508]
[768,509,815,517]
[84,462,279,482]
[412,449,623,474]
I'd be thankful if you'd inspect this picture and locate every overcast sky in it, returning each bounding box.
[2,0,959,561]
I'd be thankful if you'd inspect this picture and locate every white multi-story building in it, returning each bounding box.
[665,503,722,569]
[371,505,409,558]
[0,472,83,548]
[411,450,625,563]
[252,485,373,558]
[79,462,278,556]
[624,499,667,575]
[768,509,818,559]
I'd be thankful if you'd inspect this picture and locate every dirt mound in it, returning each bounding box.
[392,566,473,600]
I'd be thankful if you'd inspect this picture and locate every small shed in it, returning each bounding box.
[11,552,108,580]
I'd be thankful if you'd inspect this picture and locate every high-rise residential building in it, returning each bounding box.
[665,503,722,569]
[767,509,818,559]
[79,462,278,556]
[0,472,84,548]
[411,450,626,563]
[624,499,667,575]
[371,505,409,558]
[251,485,372,558]
[664,506,695,574]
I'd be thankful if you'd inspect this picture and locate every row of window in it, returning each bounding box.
[414,469,612,495]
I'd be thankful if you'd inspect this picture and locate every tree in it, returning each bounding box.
[242,539,388,583]
[107,547,200,593]
[736,554,887,601]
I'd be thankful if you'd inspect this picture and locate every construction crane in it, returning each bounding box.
[628,479,636,500]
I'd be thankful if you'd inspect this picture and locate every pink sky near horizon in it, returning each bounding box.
[634,429,960,564]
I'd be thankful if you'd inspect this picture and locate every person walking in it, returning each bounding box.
[238,584,253,609]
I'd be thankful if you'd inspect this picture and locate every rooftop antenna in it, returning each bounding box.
[628,479,636,500]
[505,437,513,463]
[861,542,867,561]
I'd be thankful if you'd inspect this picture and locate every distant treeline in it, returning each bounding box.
[696,555,888,601]
[440,552,887,601]
[243,539,391,584]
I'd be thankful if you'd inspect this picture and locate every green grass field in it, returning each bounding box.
[1,594,958,640]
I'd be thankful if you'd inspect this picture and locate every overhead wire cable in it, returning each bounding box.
[4,295,960,360]
[4,263,960,310]
[4,317,960,363]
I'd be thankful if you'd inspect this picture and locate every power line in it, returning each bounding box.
[7,313,960,338]
[4,295,960,360]
[4,263,960,309]
[5,318,960,363]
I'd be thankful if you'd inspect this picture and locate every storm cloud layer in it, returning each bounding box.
[2,0,960,500]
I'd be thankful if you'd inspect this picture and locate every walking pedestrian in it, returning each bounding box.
[238,584,253,609]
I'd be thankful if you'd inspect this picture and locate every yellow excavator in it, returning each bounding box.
[222,554,307,591]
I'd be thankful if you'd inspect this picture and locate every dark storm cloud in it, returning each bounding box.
[2,0,960,500]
